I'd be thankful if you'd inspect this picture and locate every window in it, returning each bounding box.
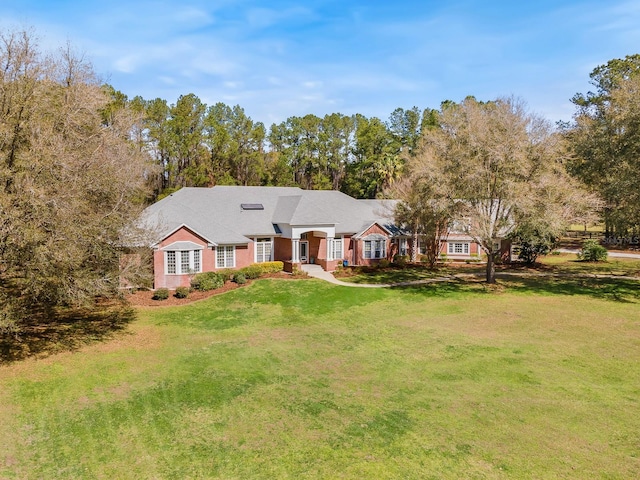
[332,237,343,260]
[398,238,408,256]
[167,251,176,274]
[193,250,201,272]
[180,251,190,274]
[255,238,273,263]
[165,249,202,275]
[363,239,385,259]
[447,242,470,255]
[216,245,235,268]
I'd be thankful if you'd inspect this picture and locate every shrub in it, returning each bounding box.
[240,265,262,279]
[233,272,247,284]
[174,286,189,299]
[152,288,169,301]
[190,272,224,291]
[258,261,284,274]
[578,239,608,262]
[509,225,558,264]
[217,269,235,283]
[377,259,391,268]
[392,255,409,267]
[439,253,449,263]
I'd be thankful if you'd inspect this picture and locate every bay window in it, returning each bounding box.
[165,249,202,275]
[447,242,470,255]
[363,239,386,259]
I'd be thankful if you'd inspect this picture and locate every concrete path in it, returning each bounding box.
[556,248,640,259]
[301,264,384,287]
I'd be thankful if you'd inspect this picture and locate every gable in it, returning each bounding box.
[156,225,212,249]
[354,222,393,239]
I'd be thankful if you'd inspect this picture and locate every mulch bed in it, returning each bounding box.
[125,272,296,307]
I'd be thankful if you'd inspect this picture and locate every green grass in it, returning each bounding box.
[338,254,640,285]
[541,253,640,276]
[337,264,485,284]
[1,276,640,479]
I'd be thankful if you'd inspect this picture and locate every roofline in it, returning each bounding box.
[152,223,218,248]
[353,221,394,239]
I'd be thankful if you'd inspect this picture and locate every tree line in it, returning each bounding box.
[104,89,438,201]
[109,54,640,244]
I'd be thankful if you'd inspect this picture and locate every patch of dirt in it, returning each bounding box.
[126,272,295,307]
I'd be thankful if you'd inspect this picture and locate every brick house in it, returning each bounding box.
[140,186,498,289]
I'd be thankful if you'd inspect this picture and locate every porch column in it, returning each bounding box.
[291,239,300,263]
[326,236,334,261]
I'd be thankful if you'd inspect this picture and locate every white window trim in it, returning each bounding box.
[332,237,343,260]
[397,238,408,256]
[216,245,236,268]
[165,249,203,275]
[447,242,470,255]
[363,239,386,259]
[254,237,274,263]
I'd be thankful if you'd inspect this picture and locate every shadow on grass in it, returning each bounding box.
[338,264,485,285]
[500,275,640,303]
[390,274,640,303]
[0,303,135,364]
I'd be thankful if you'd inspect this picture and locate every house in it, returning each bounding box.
[140,186,496,289]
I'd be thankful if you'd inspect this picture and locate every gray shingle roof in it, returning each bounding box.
[141,186,397,245]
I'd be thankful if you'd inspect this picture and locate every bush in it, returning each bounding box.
[174,286,189,299]
[240,265,262,279]
[392,255,409,267]
[377,259,391,268]
[190,272,224,291]
[217,269,235,283]
[233,272,247,284]
[578,239,608,262]
[249,261,284,275]
[152,288,169,301]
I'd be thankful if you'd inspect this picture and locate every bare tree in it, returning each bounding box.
[390,148,459,267]
[414,97,597,283]
[0,29,151,331]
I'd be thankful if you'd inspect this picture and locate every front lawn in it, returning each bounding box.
[336,254,640,284]
[1,276,639,478]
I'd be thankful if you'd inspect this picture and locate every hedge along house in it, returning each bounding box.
[140,186,402,289]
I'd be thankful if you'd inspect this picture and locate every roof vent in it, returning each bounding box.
[241,203,264,210]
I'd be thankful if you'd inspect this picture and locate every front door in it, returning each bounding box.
[299,241,309,263]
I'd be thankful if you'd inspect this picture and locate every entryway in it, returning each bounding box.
[299,241,309,263]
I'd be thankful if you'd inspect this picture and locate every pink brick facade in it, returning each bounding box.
[154,227,256,289]
[352,223,393,267]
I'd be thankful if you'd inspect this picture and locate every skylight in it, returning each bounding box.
[241,203,264,210]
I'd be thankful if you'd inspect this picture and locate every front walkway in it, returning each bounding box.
[556,248,640,259]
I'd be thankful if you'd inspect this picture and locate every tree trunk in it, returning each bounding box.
[411,226,419,263]
[486,252,496,283]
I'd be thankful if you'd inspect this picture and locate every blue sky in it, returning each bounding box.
[2,1,639,126]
